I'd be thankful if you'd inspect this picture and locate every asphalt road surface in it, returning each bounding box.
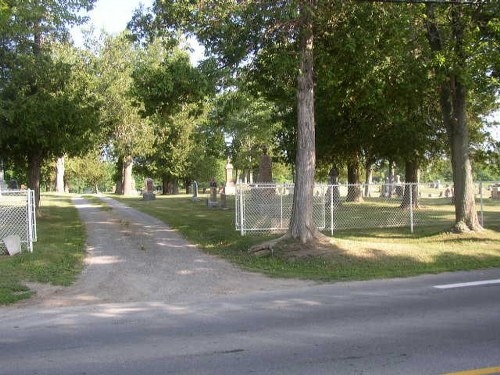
[1,268,500,375]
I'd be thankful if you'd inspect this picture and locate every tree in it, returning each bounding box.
[143,0,329,244]
[65,151,114,193]
[130,43,213,193]
[424,2,499,231]
[94,32,155,195]
[207,90,282,183]
[0,0,98,207]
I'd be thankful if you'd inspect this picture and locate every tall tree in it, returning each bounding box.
[0,0,97,206]
[130,43,212,193]
[142,0,328,244]
[95,33,154,195]
[424,2,499,231]
[207,90,282,182]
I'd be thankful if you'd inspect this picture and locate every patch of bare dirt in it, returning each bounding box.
[273,237,342,260]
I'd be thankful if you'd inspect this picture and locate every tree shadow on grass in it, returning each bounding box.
[270,237,500,282]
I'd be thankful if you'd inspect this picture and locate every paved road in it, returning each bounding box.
[1,268,499,374]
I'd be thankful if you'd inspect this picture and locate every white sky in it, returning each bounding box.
[71,0,151,44]
[71,0,204,64]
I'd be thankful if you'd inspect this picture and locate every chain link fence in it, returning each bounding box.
[235,182,498,235]
[0,190,37,253]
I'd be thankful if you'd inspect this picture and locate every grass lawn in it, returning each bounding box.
[0,194,86,305]
[111,193,500,282]
[1,192,498,305]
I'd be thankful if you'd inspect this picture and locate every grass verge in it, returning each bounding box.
[0,194,86,305]
[111,193,500,282]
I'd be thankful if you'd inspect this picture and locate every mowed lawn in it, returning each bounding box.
[0,194,86,304]
[1,193,499,305]
[111,193,500,281]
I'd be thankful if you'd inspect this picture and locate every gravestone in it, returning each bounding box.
[3,234,21,256]
[381,177,391,198]
[142,178,156,200]
[192,181,200,202]
[224,158,236,195]
[257,146,273,183]
[394,175,403,197]
[207,178,218,207]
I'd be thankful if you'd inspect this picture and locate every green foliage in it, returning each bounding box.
[65,152,115,193]
[0,0,100,206]
[95,32,154,161]
[0,46,101,162]
[128,38,219,187]
[131,47,210,117]
[207,90,283,178]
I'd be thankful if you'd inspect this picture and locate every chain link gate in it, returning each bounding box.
[0,190,37,253]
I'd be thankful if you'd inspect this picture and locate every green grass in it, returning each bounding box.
[111,193,500,282]
[0,194,86,305]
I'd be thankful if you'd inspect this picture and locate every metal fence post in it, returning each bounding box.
[239,187,245,236]
[409,183,414,234]
[27,189,34,252]
[480,181,484,227]
[330,185,334,236]
[280,185,283,229]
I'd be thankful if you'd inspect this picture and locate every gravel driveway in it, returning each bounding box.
[23,196,311,307]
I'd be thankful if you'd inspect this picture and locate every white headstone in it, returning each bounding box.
[3,234,21,256]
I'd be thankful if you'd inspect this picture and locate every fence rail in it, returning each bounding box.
[235,182,496,235]
[0,189,37,253]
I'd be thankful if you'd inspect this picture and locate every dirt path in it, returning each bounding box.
[21,196,312,307]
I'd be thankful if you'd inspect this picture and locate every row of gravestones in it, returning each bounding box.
[141,147,276,207]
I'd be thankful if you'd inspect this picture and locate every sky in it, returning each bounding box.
[71,0,151,45]
[71,0,204,63]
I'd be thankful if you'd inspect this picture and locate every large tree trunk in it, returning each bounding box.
[426,5,481,232]
[401,159,419,209]
[115,158,123,195]
[162,175,169,195]
[171,178,179,195]
[441,78,480,231]
[56,156,65,193]
[122,155,134,196]
[346,155,363,202]
[289,0,316,244]
[28,152,42,209]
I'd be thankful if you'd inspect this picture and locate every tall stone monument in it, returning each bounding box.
[192,181,200,202]
[224,158,236,195]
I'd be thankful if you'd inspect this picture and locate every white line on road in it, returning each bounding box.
[434,279,500,290]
